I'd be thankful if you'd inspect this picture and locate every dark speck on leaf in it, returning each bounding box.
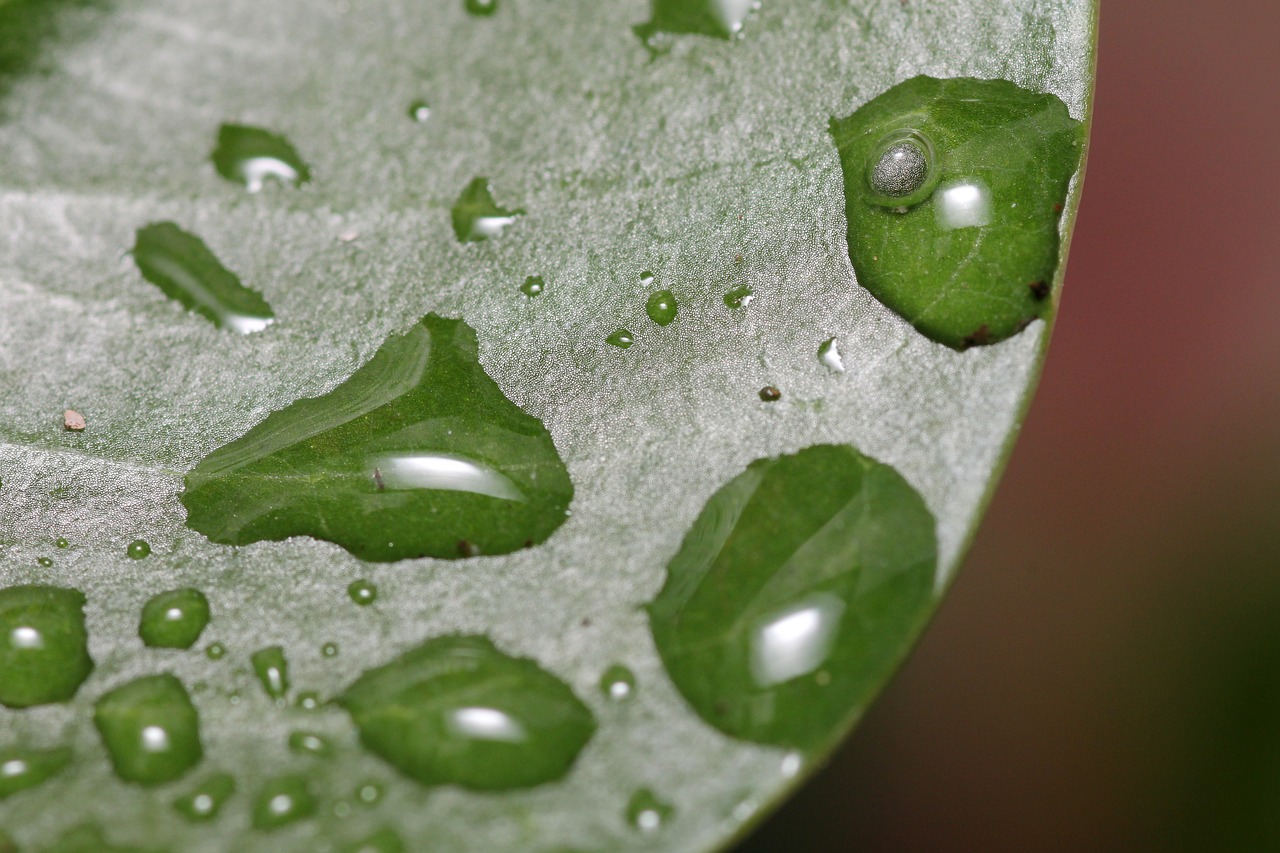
[758,386,782,402]
[962,325,992,349]
[1028,280,1050,300]
[457,539,479,558]
[372,467,385,491]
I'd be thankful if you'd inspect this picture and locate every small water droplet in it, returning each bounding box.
[355,780,385,805]
[205,642,226,660]
[55,537,69,549]
[635,0,759,43]
[0,746,72,799]
[606,328,635,349]
[723,286,753,309]
[626,788,674,833]
[296,690,322,710]
[407,100,431,123]
[126,539,151,560]
[94,674,203,785]
[464,0,497,15]
[644,289,678,327]
[322,642,340,658]
[173,772,235,822]
[520,275,545,297]
[211,124,310,192]
[451,177,523,242]
[598,665,636,702]
[758,386,781,402]
[36,556,52,568]
[341,828,405,853]
[139,588,210,649]
[817,337,844,373]
[0,585,93,708]
[288,731,334,758]
[347,580,378,606]
[252,775,316,831]
[251,646,290,703]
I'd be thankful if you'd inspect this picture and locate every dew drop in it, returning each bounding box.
[173,772,236,823]
[341,828,405,853]
[139,588,210,649]
[322,642,340,658]
[252,775,317,831]
[520,275,545,297]
[251,646,290,703]
[635,0,759,42]
[0,585,93,708]
[36,556,52,568]
[211,124,310,192]
[288,731,334,758]
[205,642,226,661]
[464,0,497,15]
[126,539,151,560]
[407,100,431,123]
[94,674,203,785]
[347,580,378,606]
[55,537,69,549]
[0,746,71,800]
[296,691,323,711]
[598,665,636,702]
[606,328,635,349]
[355,780,385,806]
[451,177,522,242]
[817,337,844,373]
[626,788,674,832]
[644,289,678,326]
[723,286,753,309]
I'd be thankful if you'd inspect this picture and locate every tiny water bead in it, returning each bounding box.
[341,828,405,853]
[132,224,275,334]
[94,674,203,785]
[451,177,522,242]
[626,788,674,833]
[463,0,497,16]
[139,588,210,649]
[36,556,53,568]
[296,691,323,710]
[635,0,759,42]
[648,445,937,752]
[251,646,290,702]
[211,123,310,192]
[126,539,151,560]
[182,314,574,562]
[348,580,378,606]
[407,100,431,123]
[723,286,753,309]
[252,775,316,831]
[0,746,72,799]
[205,642,226,660]
[520,275,545,297]
[55,537,69,549]
[598,665,636,702]
[288,731,334,758]
[818,337,845,373]
[644,289,678,326]
[606,329,635,349]
[339,635,597,790]
[173,772,235,822]
[0,585,93,708]
[830,76,1084,349]
[355,780,385,805]
[322,642,340,658]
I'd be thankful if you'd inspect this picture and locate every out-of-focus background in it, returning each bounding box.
[740,1,1280,850]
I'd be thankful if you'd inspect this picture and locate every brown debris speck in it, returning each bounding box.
[1028,280,1051,301]
[961,325,992,349]
[372,467,385,491]
[457,539,479,558]
[63,410,86,432]
[758,386,782,402]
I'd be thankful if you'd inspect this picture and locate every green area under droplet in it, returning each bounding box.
[93,674,203,786]
[0,745,72,800]
[251,775,316,831]
[210,123,310,192]
[339,635,596,790]
[450,177,522,242]
[644,289,678,326]
[648,444,937,753]
[138,588,210,650]
[182,314,574,562]
[0,585,93,708]
[829,76,1083,349]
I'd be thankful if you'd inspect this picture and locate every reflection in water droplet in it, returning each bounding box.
[370,453,525,502]
[94,674,203,785]
[626,788,674,832]
[635,0,758,42]
[520,275,545,297]
[288,731,334,758]
[251,646,290,703]
[139,588,210,649]
[464,0,497,15]
[451,177,522,242]
[252,775,316,830]
[339,635,596,790]
[0,585,93,708]
[723,286,753,309]
[211,124,310,192]
[347,580,378,606]
[599,665,636,701]
[934,179,993,230]
[132,223,275,334]
[645,289,678,326]
[296,691,322,711]
[818,337,844,373]
[606,329,635,349]
[648,445,937,751]
[173,772,235,822]
[0,746,71,800]
[408,100,431,123]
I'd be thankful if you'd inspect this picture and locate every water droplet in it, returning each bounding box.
[723,286,753,309]
[322,642,340,658]
[126,539,151,560]
[183,315,574,562]
[606,328,635,349]
[0,585,93,708]
[830,76,1083,348]
[647,445,937,750]
[347,580,378,606]
[41,824,146,853]
[635,0,759,42]
[0,746,71,799]
[296,690,322,710]
[758,386,781,402]
[36,556,52,568]
[408,100,431,123]
[341,828,405,853]
[139,588,210,649]
[598,665,636,702]
[252,775,316,831]
[817,337,844,373]
[464,0,497,15]
[626,788,673,832]
[211,124,310,192]
[355,780,384,805]
[644,289,678,326]
[205,642,226,661]
[55,537,69,549]
[251,646,290,703]
[339,635,596,790]
[132,223,275,334]
[520,275,545,297]
[94,674,203,785]
[173,772,235,822]
[451,177,522,242]
[288,731,334,758]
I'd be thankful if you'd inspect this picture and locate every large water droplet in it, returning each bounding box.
[182,315,574,561]
[830,76,1083,349]
[645,289,678,327]
[648,445,937,751]
[251,646,290,703]
[94,674,203,785]
[139,588,210,650]
[0,585,93,708]
[132,224,274,334]
[0,746,71,800]
[339,635,596,790]
[252,775,316,831]
[635,0,758,42]
[211,124,310,192]
[626,788,674,832]
[173,772,235,823]
[451,177,522,242]
[464,0,497,15]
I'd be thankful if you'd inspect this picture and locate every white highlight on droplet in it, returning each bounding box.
[935,180,993,230]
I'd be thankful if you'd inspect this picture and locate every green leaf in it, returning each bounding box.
[0,1,1094,851]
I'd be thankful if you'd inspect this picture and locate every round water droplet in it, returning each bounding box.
[296,690,322,711]
[598,665,636,702]
[94,674,203,785]
[55,537,69,549]
[348,580,378,606]
[205,642,226,660]
[252,775,316,830]
[0,746,72,799]
[322,642,340,658]
[127,539,151,560]
[251,646,290,702]
[865,130,935,205]
[288,731,334,758]
[36,556,52,568]
[139,588,210,649]
[606,329,635,349]
[626,788,673,833]
[355,780,385,806]
[173,772,236,822]
[0,585,93,708]
[723,286,753,309]
[408,100,431,123]
[645,289,678,327]
[464,0,497,15]
[520,275,545,297]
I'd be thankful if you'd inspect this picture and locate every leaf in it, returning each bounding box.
[0,0,1094,851]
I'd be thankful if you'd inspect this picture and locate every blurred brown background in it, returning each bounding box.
[739,1,1280,850]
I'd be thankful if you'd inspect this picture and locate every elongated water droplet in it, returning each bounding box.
[252,775,316,830]
[251,646,290,703]
[94,674,203,785]
[339,635,596,790]
[139,588,210,650]
[464,0,497,15]
[648,445,937,751]
[520,275,545,297]
[132,224,274,334]
[0,746,71,799]
[606,328,635,349]
[723,286,753,309]
[341,828,405,853]
[635,0,758,42]
[183,315,574,562]
[347,580,378,606]
[830,76,1083,349]
[598,665,636,702]
[211,124,310,192]
[288,730,334,758]
[0,585,93,708]
[626,788,674,832]
[408,100,431,123]
[173,772,235,822]
[645,289,678,326]
[451,177,522,242]
[817,337,844,373]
